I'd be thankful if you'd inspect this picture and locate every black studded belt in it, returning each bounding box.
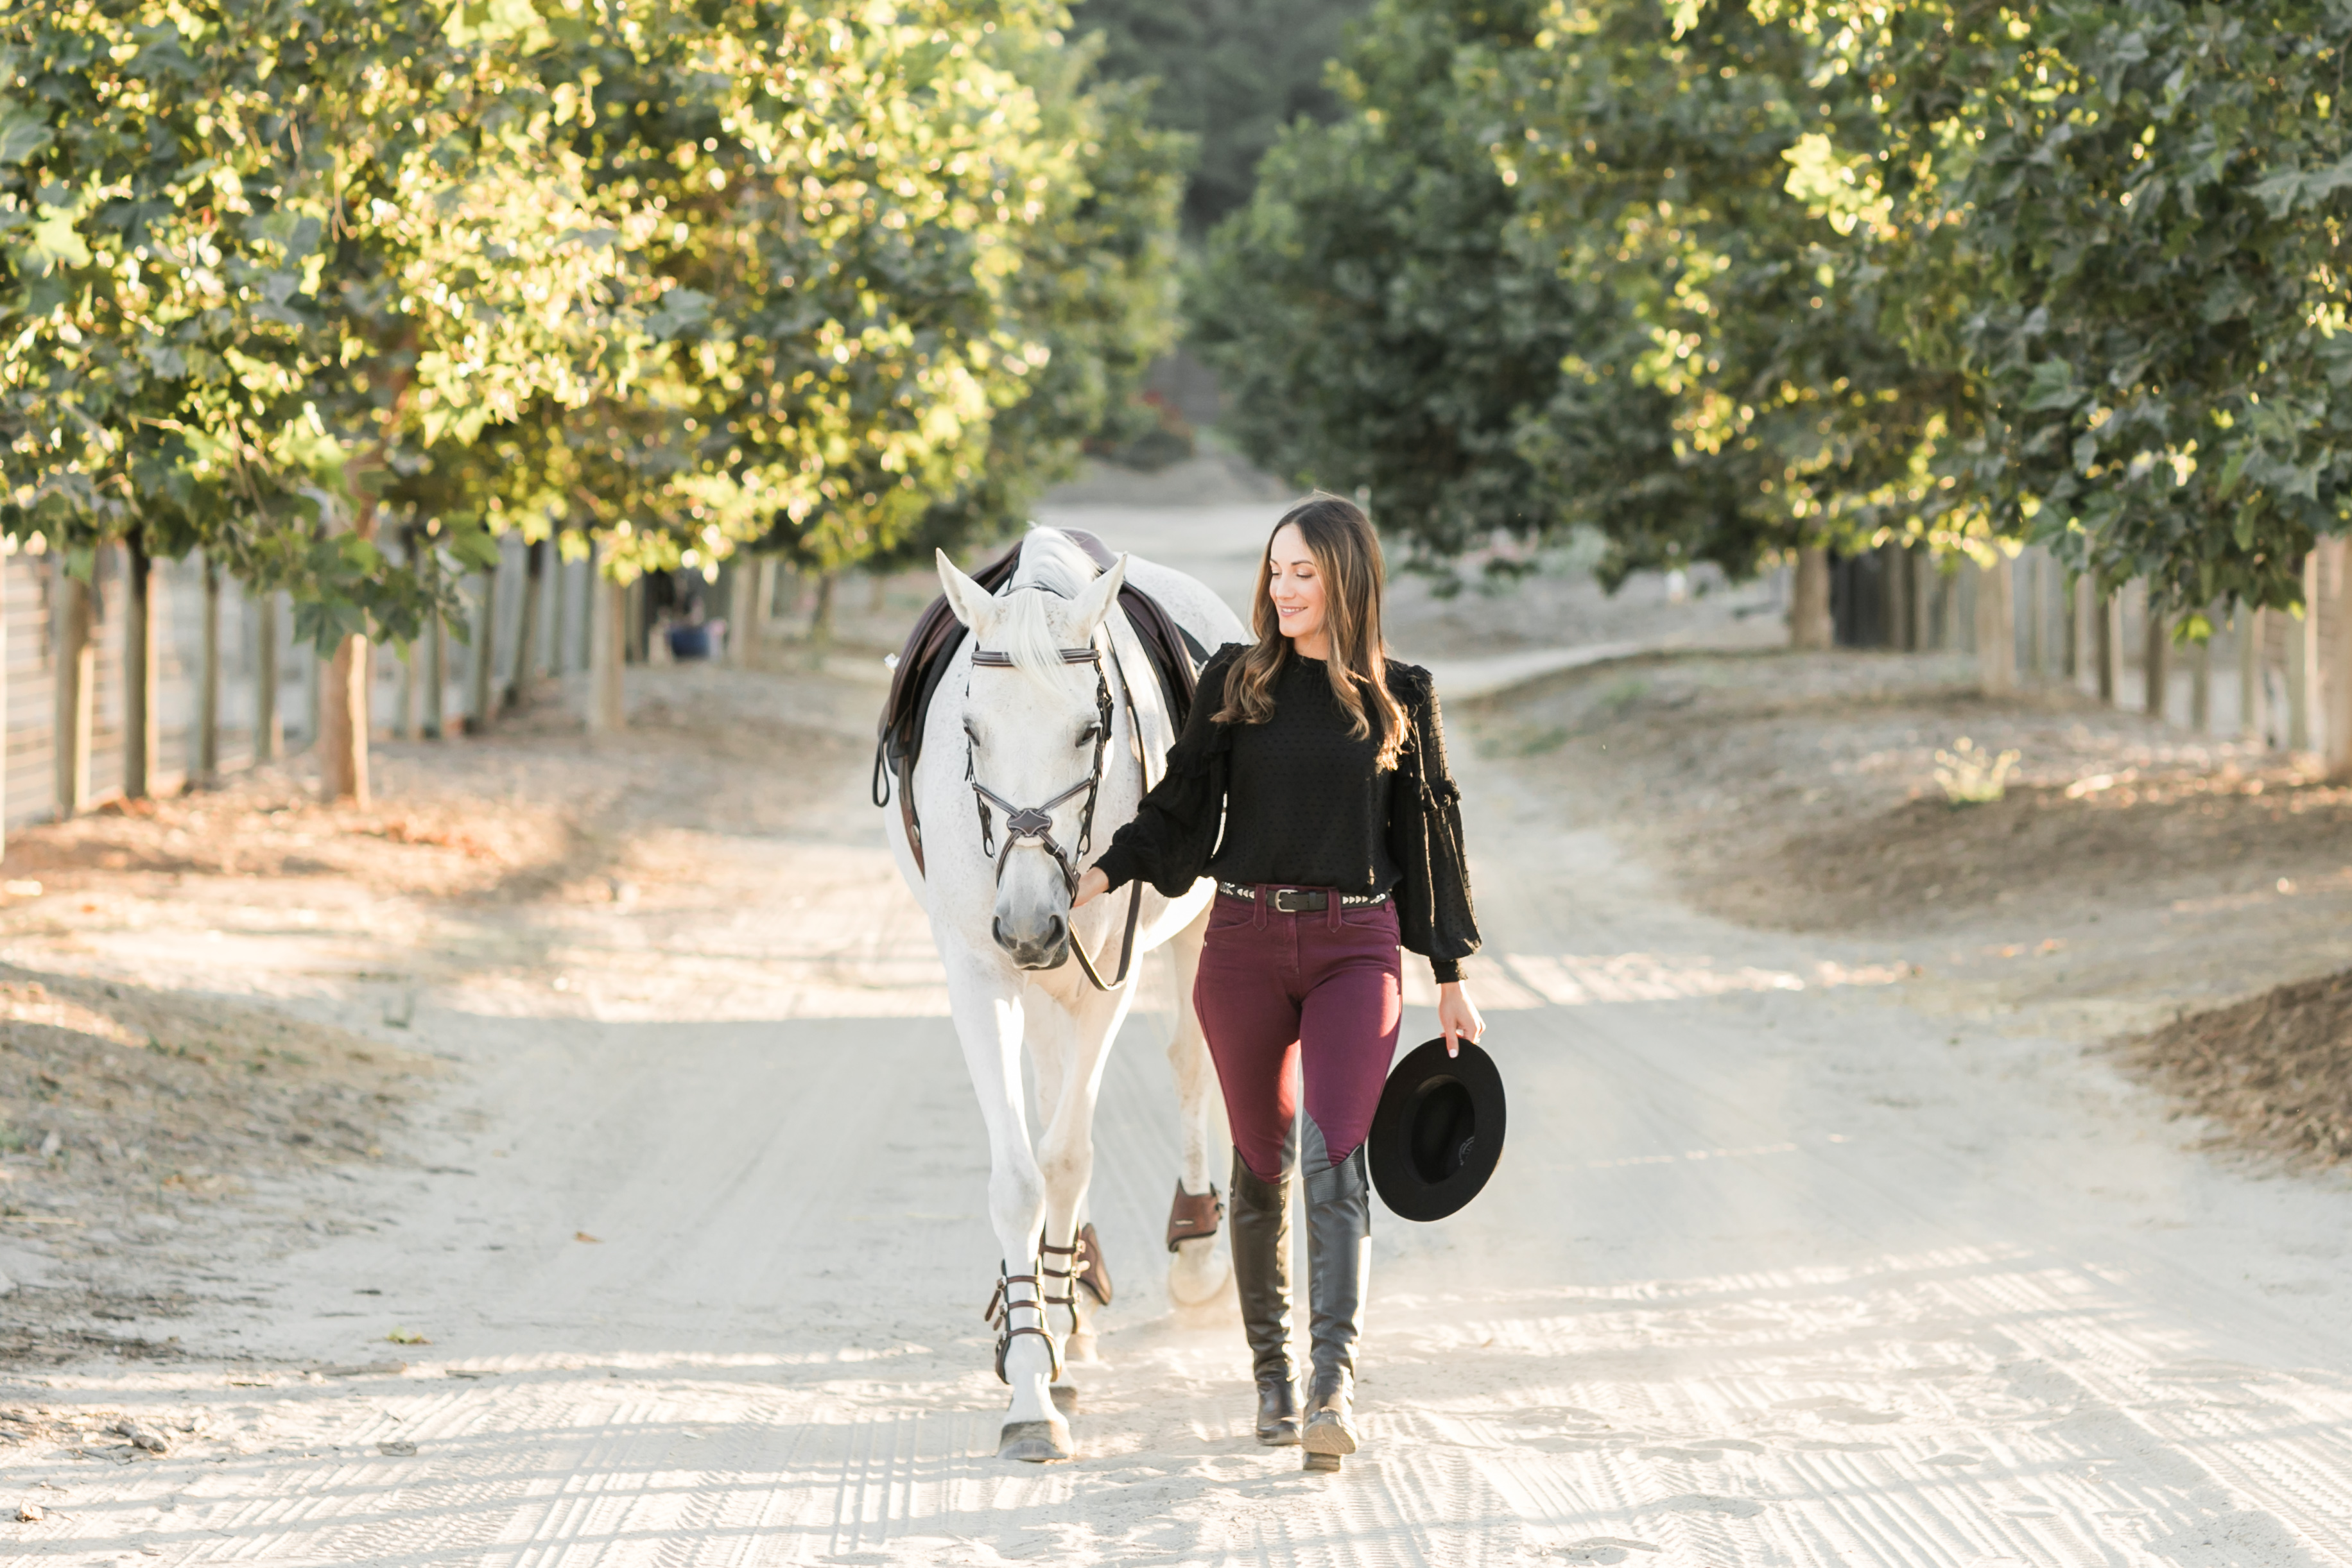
[1217,881,1388,913]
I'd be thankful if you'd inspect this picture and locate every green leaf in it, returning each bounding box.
[2022,360,2089,413]
[0,101,53,166]
[22,206,89,274]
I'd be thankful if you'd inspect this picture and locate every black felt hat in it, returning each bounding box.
[1368,1037,1506,1222]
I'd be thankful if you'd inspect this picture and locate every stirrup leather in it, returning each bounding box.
[982,1263,1062,1384]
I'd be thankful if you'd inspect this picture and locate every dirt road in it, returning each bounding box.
[1,507,2349,1566]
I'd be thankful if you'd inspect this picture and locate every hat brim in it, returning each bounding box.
[1369,1037,1505,1222]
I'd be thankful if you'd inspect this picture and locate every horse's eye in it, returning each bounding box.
[964,720,981,747]
[1076,723,1099,747]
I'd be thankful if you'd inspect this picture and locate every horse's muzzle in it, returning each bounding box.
[993,913,1069,970]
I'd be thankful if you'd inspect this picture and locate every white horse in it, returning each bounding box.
[885,526,1247,1462]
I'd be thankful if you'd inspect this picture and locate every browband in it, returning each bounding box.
[972,648,1101,666]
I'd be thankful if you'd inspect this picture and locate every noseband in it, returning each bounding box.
[966,645,1114,892]
[965,633,1144,990]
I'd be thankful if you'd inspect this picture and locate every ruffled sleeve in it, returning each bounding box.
[1385,663,1481,983]
[1093,643,1242,897]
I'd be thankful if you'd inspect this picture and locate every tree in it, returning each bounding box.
[1,0,656,801]
[1486,0,1964,582]
[1806,0,2352,615]
[1192,0,1643,576]
[4,0,1184,794]
[1069,0,1368,234]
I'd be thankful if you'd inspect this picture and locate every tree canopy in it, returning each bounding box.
[1,0,1182,636]
[1193,0,2352,614]
[1068,0,1367,235]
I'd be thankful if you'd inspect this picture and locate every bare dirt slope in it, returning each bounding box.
[0,544,2348,1564]
[1483,648,2352,1040]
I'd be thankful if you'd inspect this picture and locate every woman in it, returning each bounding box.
[1075,493,1483,1473]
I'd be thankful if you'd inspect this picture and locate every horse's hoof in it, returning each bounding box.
[999,1419,1072,1463]
[1063,1331,1103,1366]
[1050,1384,1080,1414]
[1166,1239,1231,1309]
[1302,1451,1343,1474]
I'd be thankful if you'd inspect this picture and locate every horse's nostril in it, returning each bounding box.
[992,917,1010,951]
[1044,915,1066,949]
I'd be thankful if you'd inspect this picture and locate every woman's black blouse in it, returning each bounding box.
[1093,644,1481,983]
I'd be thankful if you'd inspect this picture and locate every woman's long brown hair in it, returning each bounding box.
[1214,493,1408,768]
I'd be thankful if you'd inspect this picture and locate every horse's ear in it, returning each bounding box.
[1070,553,1128,641]
[937,549,996,633]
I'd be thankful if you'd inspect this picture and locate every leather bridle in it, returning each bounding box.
[965,626,1144,991]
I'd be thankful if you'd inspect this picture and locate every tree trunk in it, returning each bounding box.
[318,537,375,789]
[588,551,626,735]
[417,539,444,741]
[2022,551,2045,678]
[808,570,838,643]
[1974,552,2016,695]
[255,591,280,764]
[2190,614,2211,733]
[2240,607,2265,743]
[123,538,158,799]
[2328,539,2352,777]
[302,643,320,751]
[508,537,546,709]
[734,557,770,668]
[2289,551,2319,752]
[426,611,448,737]
[53,562,92,817]
[320,633,370,805]
[467,565,499,733]
[198,556,220,786]
[2143,597,2169,720]
[2068,573,2089,684]
[2097,592,2120,703]
[1788,547,1833,650]
[0,551,10,854]
[1912,547,1937,651]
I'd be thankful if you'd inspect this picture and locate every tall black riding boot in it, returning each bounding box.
[1301,1134,1371,1468]
[1228,1148,1300,1446]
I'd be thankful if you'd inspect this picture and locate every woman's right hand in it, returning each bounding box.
[1073,866,1110,909]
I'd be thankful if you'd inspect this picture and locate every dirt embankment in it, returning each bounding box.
[0,765,589,1370]
[2121,974,2352,1168]
[0,966,432,1365]
[1478,648,2352,1166]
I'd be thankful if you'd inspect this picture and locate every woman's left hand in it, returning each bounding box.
[1437,980,1485,1058]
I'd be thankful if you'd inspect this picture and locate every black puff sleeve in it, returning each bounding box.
[1385,663,1481,983]
[1092,644,1241,897]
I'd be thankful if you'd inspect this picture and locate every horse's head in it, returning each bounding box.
[938,543,1129,970]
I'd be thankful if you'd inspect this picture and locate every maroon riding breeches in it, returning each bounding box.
[1194,888,1404,1184]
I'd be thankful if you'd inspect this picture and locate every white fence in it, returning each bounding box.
[0,533,603,830]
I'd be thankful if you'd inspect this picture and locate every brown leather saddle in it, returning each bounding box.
[872,529,1209,877]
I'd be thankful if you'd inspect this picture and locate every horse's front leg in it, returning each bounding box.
[1031,972,1136,1368]
[938,942,1068,1462]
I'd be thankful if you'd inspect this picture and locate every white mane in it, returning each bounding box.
[992,527,1101,696]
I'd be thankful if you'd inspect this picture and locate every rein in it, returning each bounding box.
[964,629,1145,992]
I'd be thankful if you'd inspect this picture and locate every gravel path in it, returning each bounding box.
[0,508,2346,1565]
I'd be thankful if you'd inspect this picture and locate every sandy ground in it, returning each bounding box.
[0,501,2346,1565]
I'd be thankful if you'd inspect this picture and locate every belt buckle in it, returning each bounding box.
[1272,887,1314,913]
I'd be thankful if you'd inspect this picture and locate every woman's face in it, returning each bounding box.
[1267,522,1328,653]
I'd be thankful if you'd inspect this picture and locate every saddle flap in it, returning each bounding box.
[1102,602,1178,795]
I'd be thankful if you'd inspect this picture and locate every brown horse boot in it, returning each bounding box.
[1301,1123,1370,1469]
[1228,1149,1300,1445]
